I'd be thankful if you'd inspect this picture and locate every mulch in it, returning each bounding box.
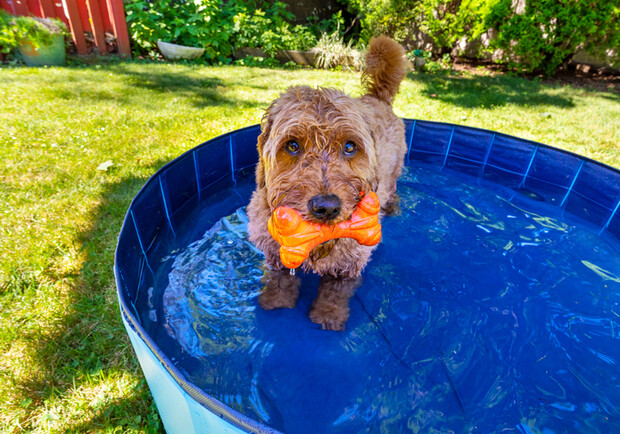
[451,59,619,94]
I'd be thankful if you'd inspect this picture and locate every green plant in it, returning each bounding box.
[305,10,347,40]
[314,28,364,71]
[409,49,452,73]
[0,10,19,54]
[347,0,619,76]
[125,0,324,63]
[485,0,620,75]
[0,11,67,54]
[125,0,239,61]
[232,1,318,57]
[347,0,421,45]
[423,52,453,73]
[419,0,489,53]
[348,0,488,51]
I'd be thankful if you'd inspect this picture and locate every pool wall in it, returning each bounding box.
[115,120,620,433]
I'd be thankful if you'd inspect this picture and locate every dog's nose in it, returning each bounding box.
[308,194,341,221]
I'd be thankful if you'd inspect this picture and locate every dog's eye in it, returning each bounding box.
[343,141,357,156]
[285,141,300,155]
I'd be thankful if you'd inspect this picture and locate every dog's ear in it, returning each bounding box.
[365,130,381,193]
[255,158,266,189]
[255,135,267,189]
[256,117,271,157]
[256,88,301,189]
[370,173,380,193]
[255,113,273,189]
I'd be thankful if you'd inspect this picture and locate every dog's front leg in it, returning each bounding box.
[309,275,362,331]
[258,268,301,310]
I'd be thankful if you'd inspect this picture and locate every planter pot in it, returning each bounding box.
[234,47,266,59]
[18,34,65,67]
[277,49,318,67]
[234,47,319,67]
[157,41,205,60]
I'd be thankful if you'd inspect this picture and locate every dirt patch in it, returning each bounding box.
[548,65,619,93]
[452,59,619,93]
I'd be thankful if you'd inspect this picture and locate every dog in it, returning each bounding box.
[247,36,410,331]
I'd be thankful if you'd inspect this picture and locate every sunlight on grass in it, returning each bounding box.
[0,60,617,432]
[395,75,619,165]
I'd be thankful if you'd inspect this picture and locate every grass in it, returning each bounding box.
[0,59,618,432]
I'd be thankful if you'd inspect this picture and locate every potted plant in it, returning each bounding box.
[0,11,68,66]
[16,15,68,66]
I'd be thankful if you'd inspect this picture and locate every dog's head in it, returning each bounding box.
[256,86,379,224]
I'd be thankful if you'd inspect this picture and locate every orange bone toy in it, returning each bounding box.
[268,192,382,269]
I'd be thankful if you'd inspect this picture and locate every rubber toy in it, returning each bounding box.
[268,192,382,269]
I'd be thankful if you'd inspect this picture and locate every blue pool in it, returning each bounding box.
[115,120,620,433]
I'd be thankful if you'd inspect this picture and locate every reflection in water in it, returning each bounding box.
[148,165,620,433]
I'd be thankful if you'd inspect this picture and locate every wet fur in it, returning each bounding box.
[248,36,410,330]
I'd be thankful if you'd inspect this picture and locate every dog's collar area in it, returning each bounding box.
[309,239,339,262]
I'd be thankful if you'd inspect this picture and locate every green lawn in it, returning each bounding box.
[0,60,618,432]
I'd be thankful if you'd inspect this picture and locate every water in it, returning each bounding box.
[143,164,620,433]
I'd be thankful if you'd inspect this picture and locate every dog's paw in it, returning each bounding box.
[382,193,401,216]
[319,319,346,331]
[309,304,348,331]
[258,270,300,310]
[258,289,297,310]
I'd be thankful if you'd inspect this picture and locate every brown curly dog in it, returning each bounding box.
[248,36,410,331]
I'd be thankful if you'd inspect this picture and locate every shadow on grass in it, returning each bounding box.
[109,63,278,110]
[411,72,576,108]
[600,91,620,103]
[110,65,235,109]
[15,161,169,432]
[43,62,272,110]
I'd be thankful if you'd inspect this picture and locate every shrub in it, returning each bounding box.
[125,0,335,62]
[485,0,620,75]
[346,0,619,75]
[0,10,20,54]
[418,0,489,53]
[305,9,348,41]
[346,0,421,45]
[232,1,317,56]
[125,0,238,61]
[346,0,486,58]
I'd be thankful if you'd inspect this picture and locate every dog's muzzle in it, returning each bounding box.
[308,194,341,221]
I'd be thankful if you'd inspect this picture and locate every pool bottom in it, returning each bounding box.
[144,164,620,433]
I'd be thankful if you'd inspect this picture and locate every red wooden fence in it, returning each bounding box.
[1,0,131,57]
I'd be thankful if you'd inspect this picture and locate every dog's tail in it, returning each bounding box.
[362,36,410,105]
